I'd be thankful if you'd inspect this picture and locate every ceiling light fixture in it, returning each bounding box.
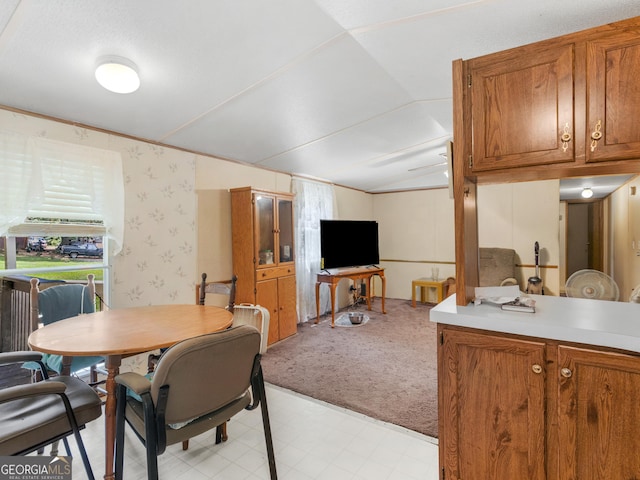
[581,187,594,199]
[95,56,140,94]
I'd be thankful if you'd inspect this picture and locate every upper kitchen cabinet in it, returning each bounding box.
[465,18,640,174]
[469,43,576,172]
[586,31,640,163]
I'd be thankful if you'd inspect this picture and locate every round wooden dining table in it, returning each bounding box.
[28,304,233,480]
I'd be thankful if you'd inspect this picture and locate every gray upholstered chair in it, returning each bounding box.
[479,247,520,288]
[114,325,277,480]
[152,273,269,452]
[28,275,105,382]
[0,351,103,480]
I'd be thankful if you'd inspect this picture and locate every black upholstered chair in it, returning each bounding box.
[0,351,103,480]
[114,325,277,480]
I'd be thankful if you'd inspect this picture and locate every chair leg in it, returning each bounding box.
[146,445,159,480]
[215,422,228,444]
[59,394,95,480]
[115,386,126,480]
[62,437,71,456]
[256,369,277,479]
[73,432,95,480]
[50,440,60,456]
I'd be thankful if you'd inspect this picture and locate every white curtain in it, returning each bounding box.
[292,178,335,322]
[0,131,124,253]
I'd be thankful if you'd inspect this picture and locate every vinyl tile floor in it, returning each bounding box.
[65,384,440,480]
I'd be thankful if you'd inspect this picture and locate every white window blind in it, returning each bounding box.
[0,131,124,253]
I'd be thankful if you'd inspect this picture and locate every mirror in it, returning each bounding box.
[478,173,639,300]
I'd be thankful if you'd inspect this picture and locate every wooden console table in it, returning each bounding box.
[315,266,386,328]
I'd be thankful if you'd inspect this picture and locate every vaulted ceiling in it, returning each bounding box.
[2,1,640,193]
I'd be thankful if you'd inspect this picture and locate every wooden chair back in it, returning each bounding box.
[196,273,237,312]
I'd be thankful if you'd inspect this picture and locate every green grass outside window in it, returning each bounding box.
[0,254,103,281]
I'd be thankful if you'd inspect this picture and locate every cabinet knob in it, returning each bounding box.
[560,122,572,152]
[532,364,543,374]
[590,119,602,151]
[560,367,572,378]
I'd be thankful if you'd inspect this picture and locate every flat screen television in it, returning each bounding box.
[320,220,379,269]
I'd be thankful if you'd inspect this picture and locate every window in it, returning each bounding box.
[0,131,124,251]
[0,131,124,305]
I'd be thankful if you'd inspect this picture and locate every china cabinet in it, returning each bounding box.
[230,187,296,344]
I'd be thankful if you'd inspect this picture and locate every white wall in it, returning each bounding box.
[334,186,373,220]
[194,158,293,285]
[373,188,455,301]
[611,175,640,300]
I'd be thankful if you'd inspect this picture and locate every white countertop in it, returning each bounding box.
[431,294,640,353]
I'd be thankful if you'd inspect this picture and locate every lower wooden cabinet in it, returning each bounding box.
[256,274,297,345]
[438,325,640,480]
[439,327,546,480]
[557,345,640,479]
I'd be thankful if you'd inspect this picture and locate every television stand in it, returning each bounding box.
[315,266,386,328]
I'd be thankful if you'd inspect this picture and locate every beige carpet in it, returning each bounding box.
[261,298,438,438]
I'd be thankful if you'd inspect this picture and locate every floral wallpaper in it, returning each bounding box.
[110,137,197,308]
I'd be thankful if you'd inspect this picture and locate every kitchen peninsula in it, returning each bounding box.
[431,294,640,479]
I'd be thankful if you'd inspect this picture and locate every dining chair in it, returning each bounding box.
[27,275,106,386]
[197,272,237,310]
[199,272,269,353]
[154,273,269,451]
[0,351,103,480]
[114,325,277,480]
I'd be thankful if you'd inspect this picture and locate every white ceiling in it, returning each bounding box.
[1,1,640,193]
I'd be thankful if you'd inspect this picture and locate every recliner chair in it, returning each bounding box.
[479,247,520,288]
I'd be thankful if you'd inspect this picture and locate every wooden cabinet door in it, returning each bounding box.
[469,43,575,171]
[254,193,276,269]
[277,275,297,340]
[256,278,279,345]
[439,328,546,480]
[586,31,640,162]
[557,345,640,479]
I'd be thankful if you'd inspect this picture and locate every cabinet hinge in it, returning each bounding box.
[441,467,445,480]
[440,331,444,345]
[467,74,472,88]
[468,155,473,168]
